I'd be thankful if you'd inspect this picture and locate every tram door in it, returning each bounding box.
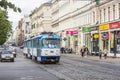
[37,39,41,57]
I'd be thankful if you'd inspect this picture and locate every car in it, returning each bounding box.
[9,49,17,58]
[0,48,5,53]
[0,50,14,62]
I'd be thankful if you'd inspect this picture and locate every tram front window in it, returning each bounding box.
[42,38,60,48]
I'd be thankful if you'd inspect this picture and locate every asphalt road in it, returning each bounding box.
[0,48,61,80]
[1,48,120,80]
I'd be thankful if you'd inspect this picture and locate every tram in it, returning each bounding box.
[23,32,61,63]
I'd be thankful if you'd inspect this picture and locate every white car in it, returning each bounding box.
[0,50,14,62]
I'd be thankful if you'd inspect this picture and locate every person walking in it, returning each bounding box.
[99,50,102,59]
[84,46,89,56]
[103,49,108,59]
[61,47,65,53]
[80,46,85,57]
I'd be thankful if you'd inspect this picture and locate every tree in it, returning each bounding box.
[0,0,21,12]
[0,9,12,45]
[0,0,21,45]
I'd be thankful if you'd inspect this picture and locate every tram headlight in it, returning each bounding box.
[56,50,60,55]
[42,50,48,55]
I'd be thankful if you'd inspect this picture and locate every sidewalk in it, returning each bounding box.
[61,53,120,64]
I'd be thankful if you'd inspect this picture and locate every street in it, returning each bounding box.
[1,48,120,80]
[0,48,60,80]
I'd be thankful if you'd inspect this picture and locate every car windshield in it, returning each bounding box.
[2,51,12,54]
[42,38,60,48]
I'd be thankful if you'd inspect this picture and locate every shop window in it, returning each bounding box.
[92,34,99,53]
[103,40,108,50]
[117,38,120,44]
[110,32,115,52]
[117,32,120,52]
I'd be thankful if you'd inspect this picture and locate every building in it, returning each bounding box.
[16,0,120,57]
[29,3,52,37]
[17,19,24,46]
[22,16,31,39]
[50,0,120,57]
[51,0,92,53]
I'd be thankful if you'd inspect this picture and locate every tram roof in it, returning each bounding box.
[24,33,60,42]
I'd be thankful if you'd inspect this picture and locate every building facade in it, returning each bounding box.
[29,3,52,37]
[51,0,92,53]
[50,0,120,56]
[16,0,120,57]
[22,16,31,39]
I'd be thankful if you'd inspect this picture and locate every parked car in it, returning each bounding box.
[8,47,17,58]
[0,50,14,62]
[0,48,5,53]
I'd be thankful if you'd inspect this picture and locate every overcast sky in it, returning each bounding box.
[7,0,50,30]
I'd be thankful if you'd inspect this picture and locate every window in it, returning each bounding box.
[119,3,120,18]
[42,38,60,48]
[100,10,101,23]
[93,11,95,23]
[113,5,115,20]
[104,9,106,22]
[108,7,110,21]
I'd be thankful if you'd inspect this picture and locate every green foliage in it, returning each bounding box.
[0,0,21,12]
[0,9,12,45]
[0,0,22,45]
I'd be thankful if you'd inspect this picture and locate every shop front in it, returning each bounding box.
[90,26,99,55]
[99,24,109,52]
[82,26,91,54]
[66,30,78,53]
[109,22,120,56]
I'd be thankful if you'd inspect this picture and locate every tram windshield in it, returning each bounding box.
[42,38,60,48]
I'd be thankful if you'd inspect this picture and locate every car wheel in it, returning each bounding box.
[11,59,14,62]
[1,59,2,62]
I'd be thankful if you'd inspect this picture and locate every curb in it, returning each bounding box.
[61,54,120,64]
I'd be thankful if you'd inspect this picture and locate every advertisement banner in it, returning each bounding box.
[109,22,120,29]
[99,24,109,31]
[66,30,78,35]
[82,27,90,32]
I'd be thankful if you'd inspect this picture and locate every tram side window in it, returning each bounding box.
[28,41,31,47]
[24,42,26,47]
[33,39,38,48]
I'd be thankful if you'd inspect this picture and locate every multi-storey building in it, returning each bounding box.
[95,0,120,57]
[29,3,52,37]
[22,16,31,39]
[51,0,92,53]
[50,0,120,57]
[13,27,19,46]
[17,19,23,46]
[17,0,120,57]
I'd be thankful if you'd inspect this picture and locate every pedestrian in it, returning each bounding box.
[84,46,89,56]
[99,50,102,59]
[80,46,85,57]
[60,47,65,53]
[103,49,108,59]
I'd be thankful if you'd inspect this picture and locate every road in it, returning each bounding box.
[1,48,120,80]
[0,48,61,80]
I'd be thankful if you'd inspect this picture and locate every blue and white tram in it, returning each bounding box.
[23,39,32,58]
[23,32,61,63]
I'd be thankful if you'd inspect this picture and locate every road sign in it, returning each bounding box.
[63,37,67,41]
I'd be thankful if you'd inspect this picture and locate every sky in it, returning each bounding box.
[7,0,50,30]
